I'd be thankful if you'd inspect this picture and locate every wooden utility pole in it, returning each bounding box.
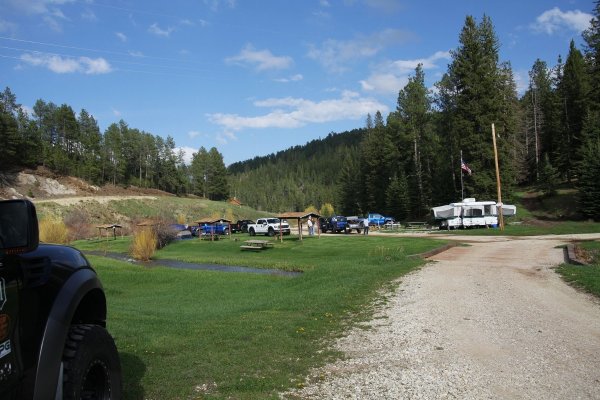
[492,123,505,230]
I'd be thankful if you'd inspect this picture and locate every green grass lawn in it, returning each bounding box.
[556,240,600,298]
[80,235,446,399]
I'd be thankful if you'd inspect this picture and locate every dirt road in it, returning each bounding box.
[33,195,157,206]
[287,234,600,399]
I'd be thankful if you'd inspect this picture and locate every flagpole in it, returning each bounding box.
[491,123,504,231]
[460,149,464,200]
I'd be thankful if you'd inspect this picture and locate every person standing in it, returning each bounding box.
[307,216,314,236]
[362,217,369,235]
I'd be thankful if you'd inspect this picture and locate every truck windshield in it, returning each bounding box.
[266,218,280,224]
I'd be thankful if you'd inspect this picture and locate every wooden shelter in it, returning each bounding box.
[276,212,322,241]
[96,224,122,240]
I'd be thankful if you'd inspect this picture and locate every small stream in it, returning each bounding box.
[84,251,302,277]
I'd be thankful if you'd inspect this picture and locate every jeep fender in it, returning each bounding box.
[33,268,106,400]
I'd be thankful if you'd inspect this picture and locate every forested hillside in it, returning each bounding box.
[0,93,230,200]
[2,8,600,221]
[229,11,600,221]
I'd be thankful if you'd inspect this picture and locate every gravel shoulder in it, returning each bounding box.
[284,234,600,399]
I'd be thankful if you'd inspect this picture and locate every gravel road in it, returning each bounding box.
[284,234,600,399]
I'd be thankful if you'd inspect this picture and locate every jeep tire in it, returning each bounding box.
[62,324,122,400]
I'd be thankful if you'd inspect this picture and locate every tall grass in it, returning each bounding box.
[39,216,69,244]
[130,227,157,261]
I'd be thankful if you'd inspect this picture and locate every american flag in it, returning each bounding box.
[461,159,472,175]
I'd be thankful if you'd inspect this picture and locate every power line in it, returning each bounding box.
[0,36,214,66]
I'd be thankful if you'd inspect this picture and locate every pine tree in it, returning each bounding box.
[556,41,590,180]
[445,15,516,200]
[206,147,229,201]
[536,154,560,197]
[385,173,410,221]
[583,0,600,108]
[578,135,600,220]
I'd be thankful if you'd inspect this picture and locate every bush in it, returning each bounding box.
[63,208,92,240]
[154,220,178,249]
[130,227,157,261]
[39,216,69,244]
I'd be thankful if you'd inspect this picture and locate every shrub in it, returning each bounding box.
[154,220,178,250]
[63,208,92,240]
[320,203,335,217]
[131,227,157,261]
[39,216,69,244]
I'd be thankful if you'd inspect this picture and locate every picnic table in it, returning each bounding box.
[240,240,274,251]
[405,221,427,229]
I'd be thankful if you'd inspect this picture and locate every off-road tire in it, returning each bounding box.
[249,228,256,236]
[62,324,122,400]
[267,227,275,237]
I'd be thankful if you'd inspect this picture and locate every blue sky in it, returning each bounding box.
[0,0,594,165]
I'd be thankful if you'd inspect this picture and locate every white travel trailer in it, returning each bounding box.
[431,198,516,229]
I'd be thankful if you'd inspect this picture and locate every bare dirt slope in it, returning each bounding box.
[286,235,600,399]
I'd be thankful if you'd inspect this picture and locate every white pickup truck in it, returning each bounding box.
[247,217,291,236]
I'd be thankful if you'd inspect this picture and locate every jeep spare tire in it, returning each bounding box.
[62,324,122,400]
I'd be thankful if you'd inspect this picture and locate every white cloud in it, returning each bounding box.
[531,7,592,35]
[274,74,304,83]
[116,32,127,42]
[226,44,293,71]
[81,9,96,21]
[204,0,236,12]
[216,131,237,145]
[307,29,413,73]
[175,146,197,164]
[207,91,388,132]
[360,50,451,95]
[112,108,122,117]
[188,130,201,139]
[20,53,112,74]
[0,19,18,34]
[5,0,76,30]
[148,23,174,37]
[364,0,402,13]
[129,50,144,57]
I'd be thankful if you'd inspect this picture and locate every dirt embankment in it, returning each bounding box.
[0,167,171,201]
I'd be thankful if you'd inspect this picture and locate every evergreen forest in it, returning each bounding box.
[2,9,600,220]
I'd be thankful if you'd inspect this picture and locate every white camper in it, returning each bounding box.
[431,198,516,229]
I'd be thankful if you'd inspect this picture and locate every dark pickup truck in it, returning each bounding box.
[0,199,122,399]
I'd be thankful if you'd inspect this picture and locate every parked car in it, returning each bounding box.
[247,218,291,236]
[320,215,349,233]
[368,213,394,226]
[346,216,366,233]
[199,222,230,235]
[232,219,254,233]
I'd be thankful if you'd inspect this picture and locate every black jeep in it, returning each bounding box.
[0,199,121,399]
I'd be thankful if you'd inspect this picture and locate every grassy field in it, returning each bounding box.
[78,235,446,399]
[556,240,600,299]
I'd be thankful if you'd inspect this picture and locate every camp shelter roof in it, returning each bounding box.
[276,212,321,219]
